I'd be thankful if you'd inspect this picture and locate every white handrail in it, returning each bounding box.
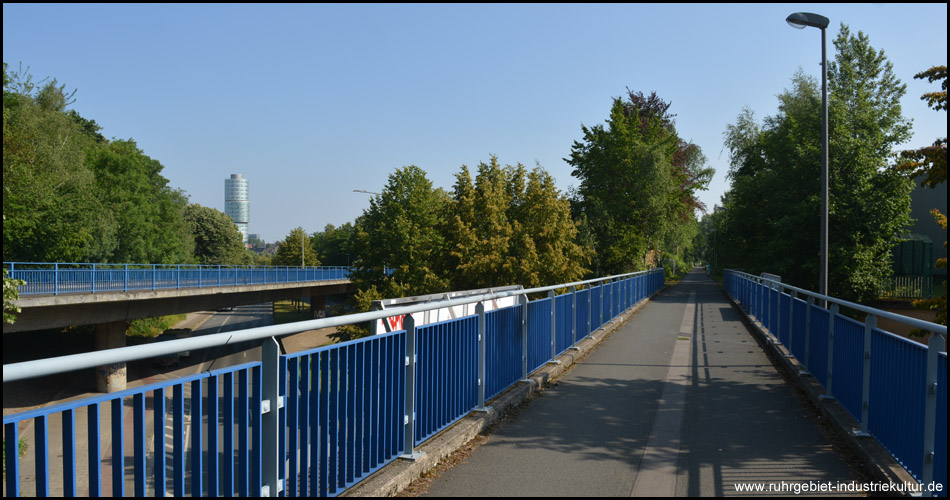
[727,269,946,336]
[3,269,663,383]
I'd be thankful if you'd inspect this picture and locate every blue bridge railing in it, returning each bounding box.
[3,262,353,296]
[724,270,947,496]
[3,269,665,497]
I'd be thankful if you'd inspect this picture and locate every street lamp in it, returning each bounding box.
[353,189,380,196]
[787,11,830,302]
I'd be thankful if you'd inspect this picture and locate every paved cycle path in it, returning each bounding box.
[422,269,862,496]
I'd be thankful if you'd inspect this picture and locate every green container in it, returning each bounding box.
[892,235,933,277]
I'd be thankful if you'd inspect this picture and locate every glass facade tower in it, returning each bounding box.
[225,174,249,243]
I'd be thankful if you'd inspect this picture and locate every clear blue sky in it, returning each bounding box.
[4,3,947,243]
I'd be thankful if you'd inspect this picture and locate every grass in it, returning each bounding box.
[2,437,28,472]
[126,313,188,338]
[273,300,312,324]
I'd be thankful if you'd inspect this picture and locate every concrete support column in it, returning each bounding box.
[95,321,127,393]
[310,293,326,319]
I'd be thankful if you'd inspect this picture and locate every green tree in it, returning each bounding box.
[444,156,589,289]
[312,223,356,266]
[898,65,947,326]
[722,26,913,302]
[567,90,711,275]
[272,227,320,267]
[3,64,118,262]
[183,203,249,265]
[442,158,516,289]
[335,166,450,341]
[515,164,590,287]
[3,268,24,324]
[88,139,195,264]
[350,166,450,298]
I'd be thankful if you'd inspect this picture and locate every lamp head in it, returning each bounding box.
[786,12,829,30]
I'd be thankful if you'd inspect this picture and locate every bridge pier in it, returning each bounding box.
[95,321,127,393]
[310,292,326,319]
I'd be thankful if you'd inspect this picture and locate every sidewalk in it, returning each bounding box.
[418,269,866,497]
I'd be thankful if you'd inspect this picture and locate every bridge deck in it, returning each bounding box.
[421,270,865,496]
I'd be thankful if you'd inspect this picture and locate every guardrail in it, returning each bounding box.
[724,269,947,497]
[3,262,352,296]
[3,268,665,497]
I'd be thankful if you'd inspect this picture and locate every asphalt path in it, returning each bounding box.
[421,269,864,497]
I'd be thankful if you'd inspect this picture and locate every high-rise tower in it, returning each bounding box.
[225,174,249,243]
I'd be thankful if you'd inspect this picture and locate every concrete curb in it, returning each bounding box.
[721,287,917,497]
[342,289,661,497]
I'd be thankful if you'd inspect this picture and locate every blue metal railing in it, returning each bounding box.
[2,362,263,497]
[3,269,666,497]
[3,262,353,296]
[724,270,947,497]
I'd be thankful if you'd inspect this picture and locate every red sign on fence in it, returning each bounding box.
[386,315,404,331]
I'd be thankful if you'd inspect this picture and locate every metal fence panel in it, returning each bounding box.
[485,304,524,400]
[527,299,552,373]
[414,316,478,445]
[868,328,926,481]
[832,314,865,422]
[555,293,573,356]
[575,288,590,339]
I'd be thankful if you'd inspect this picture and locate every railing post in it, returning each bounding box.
[124,264,128,292]
[152,264,156,290]
[401,314,424,459]
[788,290,797,358]
[922,332,945,497]
[825,303,839,399]
[176,264,181,289]
[607,280,613,320]
[198,265,202,288]
[520,294,529,381]
[91,263,96,293]
[775,284,782,339]
[587,283,592,336]
[751,277,757,318]
[549,290,557,363]
[54,262,58,295]
[570,286,577,348]
[805,296,814,371]
[858,314,876,436]
[261,337,281,496]
[623,276,628,310]
[475,302,491,411]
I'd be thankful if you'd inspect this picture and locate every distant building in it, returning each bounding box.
[225,174,249,243]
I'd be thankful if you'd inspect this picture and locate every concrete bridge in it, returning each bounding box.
[2,268,946,497]
[3,263,355,391]
[4,278,352,333]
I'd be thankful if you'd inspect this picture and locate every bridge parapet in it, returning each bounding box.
[2,269,666,497]
[725,269,947,496]
[4,262,352,296]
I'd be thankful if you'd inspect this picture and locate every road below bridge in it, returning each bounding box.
[415,269,867,497]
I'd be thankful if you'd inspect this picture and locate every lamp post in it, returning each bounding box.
[787,11,830,302]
